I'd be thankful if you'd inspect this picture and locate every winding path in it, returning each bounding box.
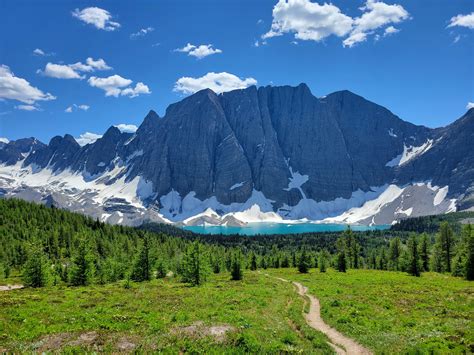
[275,275,372,355]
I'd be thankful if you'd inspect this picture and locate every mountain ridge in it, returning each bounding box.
[0,84,472,226]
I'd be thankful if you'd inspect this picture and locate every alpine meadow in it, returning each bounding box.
[0,0,473,354]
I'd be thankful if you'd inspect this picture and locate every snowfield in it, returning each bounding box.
[0,156,457,227]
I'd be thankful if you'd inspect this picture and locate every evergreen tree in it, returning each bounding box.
[378,248,388,270]
[249,253,258,271]
[337,251,347,272]
[69,239,94,286]
[297,249,311,273]
[418,233,430,271]
[181,241,209,286]
[230,252,243,281]
[156,260,167,279]
[319,250,328,273]
[430,243,444,272]
[388,237,401,271]
[466,230,474,281]
[281,254,290,268]
[407,235,421,277]
[22,246,49,288]
[438,222,455,272]
[131,237,151,282]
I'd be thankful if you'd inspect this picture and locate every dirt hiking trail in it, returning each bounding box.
[273,274,372,355]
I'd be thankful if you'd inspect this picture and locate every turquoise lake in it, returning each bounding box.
[183,223,390,235]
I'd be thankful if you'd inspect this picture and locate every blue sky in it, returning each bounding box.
[0,0,473,143]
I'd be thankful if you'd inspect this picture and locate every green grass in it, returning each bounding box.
[1,269,472,353]
[0,272,331,353]
[269,268,474,354]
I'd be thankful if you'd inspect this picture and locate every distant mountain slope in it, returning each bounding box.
[0,84,471,226]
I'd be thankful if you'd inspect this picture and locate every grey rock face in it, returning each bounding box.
[1,84,472,220]
[397,108,474,208]
[0,138,45,166]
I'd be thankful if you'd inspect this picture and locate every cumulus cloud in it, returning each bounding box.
[39,63,85,79]
[467,102,474,110]
[65,104,90,113]
[343,0,409,47]
[262,0,353,41]
[115,124,138,133]
[384,25,399,36]
[0,65,56,104]
[72,7,120,31]
[448,12,474,29]
[263,0,408,47]
[130,27,154,39]
[37,57,111,79]
[175,43,223,59]
[75,132,102,146]
[15,104,40,111]
[174,72,257,95]
[33,48,54,57]
[88,75,151,98]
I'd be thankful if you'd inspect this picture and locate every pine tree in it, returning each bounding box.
[466,230,474,281]
[23,246,49,288]
[337,251,347,272]
[69,239,94,286]
[319,250,328,273]
[418,233,430,272]
[156,260,167,279]
[378,248,388,270]
[181,241,209,286]
[297,249,310,273]
[438,222,454,272]
[388,237,401,271]
[407,235,421,277]
[230,252,243,281]
[430,243,444,272]
[131,237,151,282]
[249,253,258,271]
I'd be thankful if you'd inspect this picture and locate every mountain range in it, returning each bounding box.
[1,84,473,227]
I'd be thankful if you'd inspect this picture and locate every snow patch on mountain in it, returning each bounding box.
[230,181,245,190]
[284,159,309,199]
[386,139,433,167]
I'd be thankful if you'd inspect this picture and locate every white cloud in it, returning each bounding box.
[263,0,408,47]
[384,25,399,36]
[343,0,409,47]
[174,72,257,95]
[15,104,40,111]
[71,58,112,72]
[38,58,111,79]
[0,65,56,104]
[130,27,154,39]
[65,104,90,113]
[72,7,120,31]
[120,82,151,98]
[448,12,474,29]
[39,63,85,79]
[175,43,223,59]
[33,48,54,57]
[88,75,151,98]
[115,124,138,133]
[75,132,102,146]
[467,102,474,110]
[262,0,353,42]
